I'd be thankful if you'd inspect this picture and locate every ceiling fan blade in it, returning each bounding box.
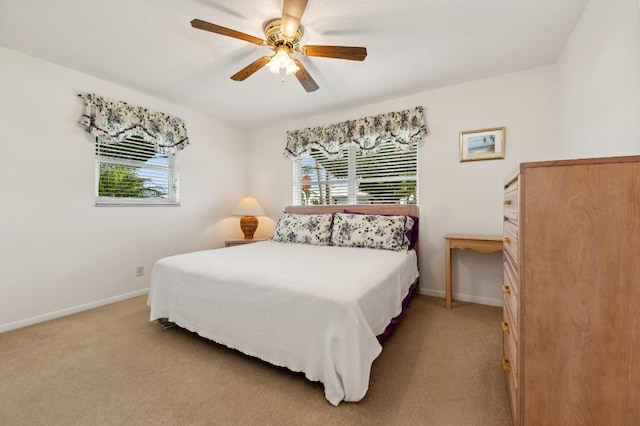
[302,45,367,61]
[190,19,264,46]
[293,59,319,92]
[230,56,272,81]
[281,0,308,39]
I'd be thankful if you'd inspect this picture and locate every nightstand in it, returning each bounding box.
[224,238,267,247]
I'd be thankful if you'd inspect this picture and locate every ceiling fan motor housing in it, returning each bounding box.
[264,19,302,53]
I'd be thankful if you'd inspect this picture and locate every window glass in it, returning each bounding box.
[95,136,179,206]
[294,141,417,205]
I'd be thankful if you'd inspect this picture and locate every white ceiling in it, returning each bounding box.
[0,0,588,128]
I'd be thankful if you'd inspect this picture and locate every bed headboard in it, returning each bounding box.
[284,204,421,271]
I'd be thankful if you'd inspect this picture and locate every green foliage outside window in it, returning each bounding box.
[98,164,167,198]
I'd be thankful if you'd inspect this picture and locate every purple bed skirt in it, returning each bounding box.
[376,279,418,343]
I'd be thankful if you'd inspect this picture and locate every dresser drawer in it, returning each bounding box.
[503,181,519,224]
[503,247,518,287]
[504,343,519,425]
[503,219,518,261]
[503,252,519,322]
[503,292,518,343]
[504,176,518,193]
[503,323,518,391]
[503,297,518,354]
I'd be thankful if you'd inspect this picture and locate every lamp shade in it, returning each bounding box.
[231,196,265,217]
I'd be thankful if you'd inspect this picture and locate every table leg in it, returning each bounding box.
[445,239,452,309]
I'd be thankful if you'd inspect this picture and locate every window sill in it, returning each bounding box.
[95,200,180,207]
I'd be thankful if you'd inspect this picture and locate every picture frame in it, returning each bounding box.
[459,127,505,162]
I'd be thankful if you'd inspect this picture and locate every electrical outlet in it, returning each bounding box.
[136,265,144,277]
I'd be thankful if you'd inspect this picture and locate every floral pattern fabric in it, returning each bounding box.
[78,93,189,153]
[284,106,427,160]
[269,213,334,246]
[331,213,414,251]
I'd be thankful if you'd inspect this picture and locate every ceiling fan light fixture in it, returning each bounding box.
[267,48,299,77]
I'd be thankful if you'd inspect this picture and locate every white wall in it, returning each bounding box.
[248,65,561,306]
[558,0,640,157]
[0,47,247,331]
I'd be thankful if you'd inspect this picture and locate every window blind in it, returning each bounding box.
[294,140,417,205]
[95,136,179,206]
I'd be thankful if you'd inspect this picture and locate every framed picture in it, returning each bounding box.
[459,127,505,162]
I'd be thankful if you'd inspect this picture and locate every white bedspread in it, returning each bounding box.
[148,241,419,405]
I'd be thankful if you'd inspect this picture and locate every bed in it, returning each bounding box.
[148,204,420,406]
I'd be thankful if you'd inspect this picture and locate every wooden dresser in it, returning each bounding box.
[501,156,640,425]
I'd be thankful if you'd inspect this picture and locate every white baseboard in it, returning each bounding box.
[418,288,503,307]
[0,288,149,333]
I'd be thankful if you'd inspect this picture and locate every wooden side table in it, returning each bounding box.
[444,234,504,309]
[224,238,267,247]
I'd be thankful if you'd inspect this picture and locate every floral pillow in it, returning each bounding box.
[344,209,419,250]
[269,213,334,245]
[330,213,414,251]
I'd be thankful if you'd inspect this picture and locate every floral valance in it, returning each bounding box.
[284,106,427,160]
[78,93,189,153]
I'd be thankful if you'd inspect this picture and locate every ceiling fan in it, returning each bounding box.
[190,0,367,92]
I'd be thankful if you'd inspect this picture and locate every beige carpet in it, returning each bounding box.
[0,295,512,426]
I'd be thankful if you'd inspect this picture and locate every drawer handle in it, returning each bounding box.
[501,321,510,333]
[502,357,510,372]
[503,237,511,244]
[503,200,512,205]
[502,284,511,295]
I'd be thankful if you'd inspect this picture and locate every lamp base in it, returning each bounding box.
[240,215,258,240]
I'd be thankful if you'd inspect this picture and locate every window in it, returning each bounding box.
[293,140,417,205]
[95,136,179,206]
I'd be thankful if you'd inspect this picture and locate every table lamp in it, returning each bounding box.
[231,196,265,240]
